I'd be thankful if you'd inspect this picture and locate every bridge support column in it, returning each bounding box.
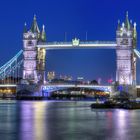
[23,31,38,84]
[22,16,46,84]
[116,12,137,85]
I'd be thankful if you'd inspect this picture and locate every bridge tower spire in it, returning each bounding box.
[116,12,137,85]
[23,22,27,33]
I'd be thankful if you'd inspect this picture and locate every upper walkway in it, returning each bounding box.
[37,41,117,50]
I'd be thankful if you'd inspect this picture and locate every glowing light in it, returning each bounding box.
[0,84,16,87]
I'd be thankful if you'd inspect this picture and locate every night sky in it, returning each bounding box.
[0,0,140,83]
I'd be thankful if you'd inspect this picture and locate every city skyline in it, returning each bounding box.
[0,0,140,83]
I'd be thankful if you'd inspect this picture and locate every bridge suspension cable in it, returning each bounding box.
[134,49,140,58]
[0,50,23,84]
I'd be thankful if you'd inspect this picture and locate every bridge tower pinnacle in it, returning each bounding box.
[116,12,137,85]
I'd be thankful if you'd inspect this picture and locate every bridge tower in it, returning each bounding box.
[116,12,137,85]
[23,15,46,84]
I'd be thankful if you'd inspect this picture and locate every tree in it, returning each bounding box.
[90,80,98,85]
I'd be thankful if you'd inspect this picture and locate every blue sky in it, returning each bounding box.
[0,0,140,83]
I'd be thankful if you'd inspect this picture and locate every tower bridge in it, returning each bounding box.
[0,12,140,97]
[22,12,137,86]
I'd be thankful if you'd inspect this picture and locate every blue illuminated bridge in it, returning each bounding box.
[1,13,140,98]
[0,40,114,96]
[0,40,140,96]
[41,84,113,95]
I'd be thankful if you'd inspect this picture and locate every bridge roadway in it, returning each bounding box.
[0,84,140,94]
[0,84,140,88]
[0,84,112,89]
[37,41,117,50]
[0,84,16,87]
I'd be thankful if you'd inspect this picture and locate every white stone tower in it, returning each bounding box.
[116,12,137,85]
[23,15,46,84]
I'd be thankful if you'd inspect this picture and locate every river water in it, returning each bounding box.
[0,100,140,140]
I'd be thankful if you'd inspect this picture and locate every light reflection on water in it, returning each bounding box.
[0,100,140,140]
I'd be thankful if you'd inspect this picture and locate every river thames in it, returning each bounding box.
[0,100,140,140]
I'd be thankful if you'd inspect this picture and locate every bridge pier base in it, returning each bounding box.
[16,84,43,98]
